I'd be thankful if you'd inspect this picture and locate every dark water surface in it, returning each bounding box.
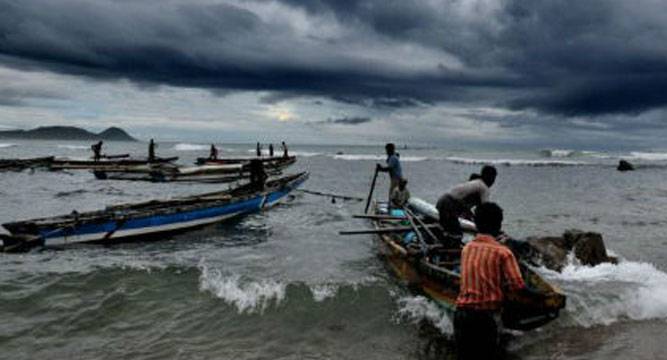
[1,141,667,359]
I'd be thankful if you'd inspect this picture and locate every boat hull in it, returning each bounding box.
[372,201,566,331]
[3,172,308,248]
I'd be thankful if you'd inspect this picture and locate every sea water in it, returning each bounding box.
[1,140,667,359]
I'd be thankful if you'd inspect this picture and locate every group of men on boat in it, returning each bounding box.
[377,143,529,359]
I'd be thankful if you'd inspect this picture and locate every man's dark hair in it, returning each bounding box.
[385,143,395,154]
[474,202,503,235]
[481,165,497,187]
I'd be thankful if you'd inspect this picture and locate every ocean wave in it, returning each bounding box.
[199,265,286,314]
[627,152,667,161]
[540,149,580,158]
[290,151,322,157]
[547,260,667,327]
[57,144,89,150]
[445,156,589,167]
[396,296,453,335]
[308,283,339,302]
[173,143,209,151]
[0,143,17,148]
[333,154,429,162]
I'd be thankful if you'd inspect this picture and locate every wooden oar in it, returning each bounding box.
[364,167,379,214]
[403,207,440,244]
[402,206,427,250]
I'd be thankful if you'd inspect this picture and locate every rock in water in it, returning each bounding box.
[522,230,617,271]
[617,159,634,171]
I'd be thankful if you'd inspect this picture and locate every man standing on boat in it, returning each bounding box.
[281,141,289,157]
[269,144,274,157]
[91,140,103,161]
[455,202,525,360]
[209,144,219,160]
[148,139,156,162]
[376,143,403,203]
[256,142,262,157]
[436,165,497,245]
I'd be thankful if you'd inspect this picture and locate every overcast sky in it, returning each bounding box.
[1,0,666,148]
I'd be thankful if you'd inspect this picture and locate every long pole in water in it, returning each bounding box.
[364,167,379,214]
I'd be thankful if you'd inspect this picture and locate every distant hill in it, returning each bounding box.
[0,126,137,142]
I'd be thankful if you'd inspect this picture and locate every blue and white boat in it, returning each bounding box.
[1,172,308,251]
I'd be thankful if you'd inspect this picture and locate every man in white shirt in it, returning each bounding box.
[436,165,497,245]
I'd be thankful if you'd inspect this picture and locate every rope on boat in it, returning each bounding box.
[296,189,364,202]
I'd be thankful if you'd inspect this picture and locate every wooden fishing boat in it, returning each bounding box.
[1,172,308,251]
[0,156,54,171]
[49,156,178,170]
[370,198,566,331]
[195,155,296,167]
[93,162,285,183]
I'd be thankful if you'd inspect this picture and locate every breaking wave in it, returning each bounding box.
[289,151,322,157]
[0,143,17,148]
[333,154,429,162]
[199,265,287,314]
[546,260,667,327]
[396,296,453,335]
[308,283,339,302]
[540,149,580,158]
[627,152,667,161]
[445,156,589,167]
[173,143,209,151]
[57,144,89,150]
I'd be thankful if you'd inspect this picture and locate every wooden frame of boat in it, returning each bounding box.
[370,199,566,331]
[93,160,291,183]
[0,156,55,172]
[1,172,308,251]
[49,156,178,170]
[195,155,296,166]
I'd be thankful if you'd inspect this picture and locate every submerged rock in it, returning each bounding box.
[518,229,617,272]
[617,159,635,172]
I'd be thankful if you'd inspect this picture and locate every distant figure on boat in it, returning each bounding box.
[281,141,289,157]
[91,140,103,161]
[376,143,402,203]
[269,144,274,157]
[390,178,410,209]
[436,165,497,245]
[148,139,156,162]
[256,142,262,157]
[248,159,267,190]
[209,144,219,160]
[455,202,526,360]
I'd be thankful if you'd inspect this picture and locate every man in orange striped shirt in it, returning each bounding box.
[454,202,526,359]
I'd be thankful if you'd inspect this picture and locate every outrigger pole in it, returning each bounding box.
[364,167,379,213]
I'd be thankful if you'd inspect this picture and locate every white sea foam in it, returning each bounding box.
[396,296,453,335]
[333,154,429,162]
[540,149,579,158]
[445,156,588,167]
[0,143,17,148]
[57,144,89,150]
[627,152,667,161]
[548,261,667,327]
[199,265,286,313]
[290,151,322,157]
[309,284,339,302]
[173,143,209,151]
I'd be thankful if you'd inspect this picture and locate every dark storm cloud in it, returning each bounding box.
[320,116,372,125]
[1,0,666,118]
